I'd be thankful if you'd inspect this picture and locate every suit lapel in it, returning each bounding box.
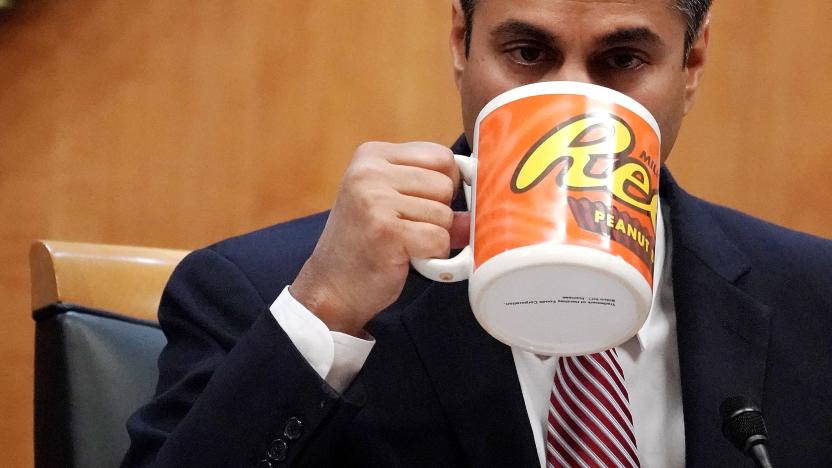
[401,280,539,468]
[662,170,771,466]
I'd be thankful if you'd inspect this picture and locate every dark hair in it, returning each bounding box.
[459,0,713,59]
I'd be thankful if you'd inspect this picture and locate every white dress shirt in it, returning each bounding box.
[271,206,684,467]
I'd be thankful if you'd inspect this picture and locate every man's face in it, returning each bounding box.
[450,0,709,162]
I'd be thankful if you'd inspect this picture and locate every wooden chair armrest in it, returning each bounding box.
[30,240,190,323]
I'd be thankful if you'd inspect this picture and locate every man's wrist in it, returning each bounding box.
[288,275,365,337]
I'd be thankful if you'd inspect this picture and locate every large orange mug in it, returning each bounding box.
[412,81,662,356]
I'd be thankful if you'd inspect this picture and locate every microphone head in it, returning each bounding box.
[720,396,769,453]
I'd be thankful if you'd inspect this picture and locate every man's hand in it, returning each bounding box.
[290,142,467,336]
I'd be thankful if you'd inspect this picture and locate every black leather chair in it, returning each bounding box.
[33,305,166,468]
[30,241,187,468]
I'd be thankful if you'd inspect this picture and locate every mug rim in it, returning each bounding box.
[474,81,662,140]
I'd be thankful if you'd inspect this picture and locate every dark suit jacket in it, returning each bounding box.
[123,141,832,467]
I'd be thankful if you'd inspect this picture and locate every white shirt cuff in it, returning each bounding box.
[270,286,375,393]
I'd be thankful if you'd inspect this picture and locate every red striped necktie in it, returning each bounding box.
[545,349,640,468]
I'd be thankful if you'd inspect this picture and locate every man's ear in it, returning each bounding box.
[684,13,710,115]
[450,0,467,92]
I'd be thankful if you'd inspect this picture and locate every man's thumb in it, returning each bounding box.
[449,211,471,249]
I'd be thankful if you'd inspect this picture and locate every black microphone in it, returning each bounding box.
[720,396,774,468]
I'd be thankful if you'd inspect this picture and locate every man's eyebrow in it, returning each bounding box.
[491,20,557,45]
[599,27,664,48]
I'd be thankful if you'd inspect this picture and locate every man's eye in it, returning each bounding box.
[508,46,549,65]
[604,53,647,70]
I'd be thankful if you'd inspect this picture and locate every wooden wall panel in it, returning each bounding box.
[1,1,830,466]
[669,2,832,236]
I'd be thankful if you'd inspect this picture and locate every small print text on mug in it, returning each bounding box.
[504,296,616,308]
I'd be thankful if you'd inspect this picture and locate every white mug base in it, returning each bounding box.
[469,243,652,356]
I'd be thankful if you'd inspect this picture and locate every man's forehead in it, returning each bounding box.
[474,0,673,7]
[472,0,677,16]
[473,0,685,38]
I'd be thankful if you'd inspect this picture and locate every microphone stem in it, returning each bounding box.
[749,444,774,468]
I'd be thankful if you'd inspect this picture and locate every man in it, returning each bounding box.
[123,1,832,466]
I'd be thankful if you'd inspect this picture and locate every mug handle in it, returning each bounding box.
[410,154,476,283]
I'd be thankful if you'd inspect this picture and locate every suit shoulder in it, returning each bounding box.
[193,211,328,302]
[699,199,832,274]
[207,211,328,257]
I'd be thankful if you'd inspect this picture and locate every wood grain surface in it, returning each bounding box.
[1,1,830,465]
[30,240,188,322]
